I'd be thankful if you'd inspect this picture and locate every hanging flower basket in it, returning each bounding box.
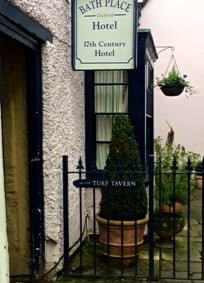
[156,52,194,97]
[156,67,188,97]
[160,85,185,96]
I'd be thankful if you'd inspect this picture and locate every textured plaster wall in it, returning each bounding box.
[140,0,204,156]
[10,0,85,272]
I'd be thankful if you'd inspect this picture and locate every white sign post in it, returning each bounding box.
[72,0,137,70]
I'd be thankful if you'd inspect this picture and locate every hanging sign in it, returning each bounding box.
[72,0,137,70]
[73,179,138,188]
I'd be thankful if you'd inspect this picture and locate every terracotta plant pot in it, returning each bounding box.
[160,85,185,96]
[96,214,148,259]
[159,202,182,214]
[195,175,203,189]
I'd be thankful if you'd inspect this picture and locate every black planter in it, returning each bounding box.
[160,85,185,96]
[153,212,185,242]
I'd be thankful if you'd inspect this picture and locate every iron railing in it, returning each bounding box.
[62,155,204,281]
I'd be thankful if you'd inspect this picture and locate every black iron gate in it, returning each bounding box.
[62,155,204,281]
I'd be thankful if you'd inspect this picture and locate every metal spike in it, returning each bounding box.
[171,155,178,171]
[186,157,192,172]
[77,157,84,170]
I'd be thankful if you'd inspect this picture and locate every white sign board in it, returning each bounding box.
[72,0,136,70]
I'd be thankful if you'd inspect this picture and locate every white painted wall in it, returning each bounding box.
[10,0,85,273]
[140,0,204,156]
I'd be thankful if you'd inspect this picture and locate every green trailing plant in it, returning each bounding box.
[154,136,196,206]
[99,115,147,221]
[156,67,194,96]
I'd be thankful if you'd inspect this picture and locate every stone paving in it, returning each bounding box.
[62,188,204,283]
[137,188,204,281]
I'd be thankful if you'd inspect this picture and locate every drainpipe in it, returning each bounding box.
[0,121,9,282]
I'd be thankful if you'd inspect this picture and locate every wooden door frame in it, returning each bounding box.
[0,40,10,283]
[0,0,52,276]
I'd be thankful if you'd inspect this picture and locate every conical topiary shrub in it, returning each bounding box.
[96,116,148,259]
[99,115,147,221]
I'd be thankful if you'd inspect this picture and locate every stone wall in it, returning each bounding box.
[10,0,85,272]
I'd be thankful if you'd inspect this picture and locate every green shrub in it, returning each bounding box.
[99,115,147,221]
[154,137,196,205]
[194,159,204,176]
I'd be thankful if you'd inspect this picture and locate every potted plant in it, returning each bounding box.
[153,136,196,241]
[156,67,193,96]
[154,136,195,213]
[96,115,148,260]
[194,160,203,189]
[153,211,185,242]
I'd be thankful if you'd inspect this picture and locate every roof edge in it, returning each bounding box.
[0,0,53,43]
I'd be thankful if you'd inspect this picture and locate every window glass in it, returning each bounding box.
[94,70,128,169]
[95,86,128,113]
[94,70,128,84]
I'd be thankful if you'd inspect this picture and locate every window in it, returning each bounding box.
[94,70,128,169]
[85,67,153,171]
[85,31,157,172]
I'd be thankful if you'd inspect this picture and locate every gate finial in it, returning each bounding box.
[77,157,84,170]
